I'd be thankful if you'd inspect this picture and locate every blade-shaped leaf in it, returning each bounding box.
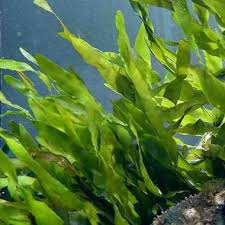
[0,59,35,72]
[198,71,225,113]
[22,189,64,225]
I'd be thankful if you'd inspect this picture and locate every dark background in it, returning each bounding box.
[0,0,184,143]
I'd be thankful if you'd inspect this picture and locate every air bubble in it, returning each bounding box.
[17,31,22,37]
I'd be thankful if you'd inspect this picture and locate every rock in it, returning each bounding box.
[152,180,225,225]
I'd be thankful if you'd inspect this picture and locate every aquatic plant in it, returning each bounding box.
[0,0,225,224]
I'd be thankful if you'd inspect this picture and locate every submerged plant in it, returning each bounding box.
[1,0,225,224]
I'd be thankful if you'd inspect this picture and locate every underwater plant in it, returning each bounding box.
[1,0,225,224]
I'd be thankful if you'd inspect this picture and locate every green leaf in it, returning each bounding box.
[114,205,130,225]
[58,24,126,93]
[198,71,225,113]
[0,200,32,225]
[147,37,177,73]
[22,189,64,225]
[0,150,18,198]
[19,48,37,65]
[35,54,99,108]
[179,119,217,135]
[36,71,52,90]
[0,59,35,72]
[203,51,223,74]
[164,78,184,104]
[0,93,32,120]
[115,10,131,64]
[139,150,162,196]
[8,122,39,154]
[131,0,173,10]
[135,23,151,64]
[176,40,190,77]
[4,75,31,95]
[129,122,162,196]
[33,0,53,13]
[18,49,52,90]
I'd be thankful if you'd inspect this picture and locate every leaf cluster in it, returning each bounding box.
[0,0,225,224]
